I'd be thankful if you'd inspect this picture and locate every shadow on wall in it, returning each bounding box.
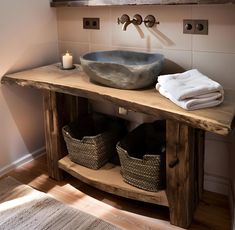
[148,27,175,47]
[161,58,185,74]
[1,84,45,153]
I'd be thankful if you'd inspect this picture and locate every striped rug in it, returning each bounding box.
[0,177,121,230]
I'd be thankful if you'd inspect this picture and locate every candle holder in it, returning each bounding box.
[60,51,76,70]
[60,65,76,70]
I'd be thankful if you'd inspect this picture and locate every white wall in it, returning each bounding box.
[56,4,235,195]
[0,0,58,175]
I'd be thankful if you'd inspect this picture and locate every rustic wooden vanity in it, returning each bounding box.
[2,64,235,228]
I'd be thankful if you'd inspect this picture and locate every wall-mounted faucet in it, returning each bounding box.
[118,14,159,31]
[117,14,131,31]
[117,14,142,31]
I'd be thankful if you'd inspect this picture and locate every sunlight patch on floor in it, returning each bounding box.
[0,191,39,212]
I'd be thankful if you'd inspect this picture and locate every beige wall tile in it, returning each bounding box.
[110,45,148,52]
[89,7,112,46]
[192,4,235,53]
[150,5,192,50]
[111,5,192,51]
[59,41,90,64]
[90,44,112,52]
[205,139,230,178]
[193,51,235,90]
[206,132,233,143]
[155,49,192,74]
[57,7,90,43]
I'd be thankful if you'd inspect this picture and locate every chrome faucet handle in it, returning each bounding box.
[144,15,159,28]
[132,14,142,26]
[117,14,130,24]
[117,14,143,31]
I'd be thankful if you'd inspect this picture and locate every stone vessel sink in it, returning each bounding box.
[80,50,164,89]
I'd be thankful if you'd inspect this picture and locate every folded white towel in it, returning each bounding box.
[156,69,224,110]
[156,84,224,110]
[157,69,224,100]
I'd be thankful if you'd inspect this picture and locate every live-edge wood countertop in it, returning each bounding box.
[2,64,235,136]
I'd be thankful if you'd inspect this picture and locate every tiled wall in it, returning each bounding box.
[56,4,235,194]
[57,4,235,89]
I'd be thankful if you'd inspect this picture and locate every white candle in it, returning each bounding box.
[62,51,73,69]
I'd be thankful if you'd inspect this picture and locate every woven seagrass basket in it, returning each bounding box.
[116,121,166,192]
[62,114,123,170]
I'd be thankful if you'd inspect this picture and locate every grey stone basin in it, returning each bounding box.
[80,50,164,90]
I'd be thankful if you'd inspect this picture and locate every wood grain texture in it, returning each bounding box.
[2,64,235,135]
[43,90,88,180]
[43,90,63,180]
[166,120,196,228]
[59,156,169,206]
[195,129,205,201]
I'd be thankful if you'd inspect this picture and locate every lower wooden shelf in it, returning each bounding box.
[58,156,169,207]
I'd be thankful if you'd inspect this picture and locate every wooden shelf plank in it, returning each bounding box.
[50,0,235,7]
[58,156,169,207]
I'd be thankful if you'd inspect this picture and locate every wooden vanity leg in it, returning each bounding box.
[166,120,198,228]
[43,90,62,180]
[195,129,205,202]
[43,90,88,180]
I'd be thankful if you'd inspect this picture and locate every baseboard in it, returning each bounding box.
[204,173,230,196]
[0,147,45,177]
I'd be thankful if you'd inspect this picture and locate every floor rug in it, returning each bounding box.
[0,177,121,230]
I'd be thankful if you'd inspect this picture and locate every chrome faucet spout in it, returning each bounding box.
[122,20,132,31]
[117,14,132,31]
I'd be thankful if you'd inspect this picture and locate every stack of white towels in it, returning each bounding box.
[156,69,224,110]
